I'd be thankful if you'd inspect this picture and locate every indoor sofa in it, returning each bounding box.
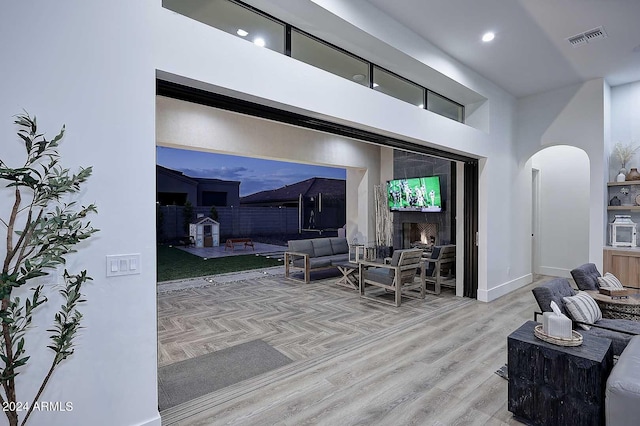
[532,277,640,355]
[284,237,349,283]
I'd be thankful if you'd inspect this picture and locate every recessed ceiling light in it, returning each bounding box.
[418,104,424,108]
[352,74,366,82]
[254,37,266,47]
[237,29,248,37]
[482,32,495,42]
[373,83,379,88]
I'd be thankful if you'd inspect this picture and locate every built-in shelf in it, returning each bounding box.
[608,181,640,187]
[607,206,640,211]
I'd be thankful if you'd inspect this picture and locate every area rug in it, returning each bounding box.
[158,339,292,411]
[495,364,508,380]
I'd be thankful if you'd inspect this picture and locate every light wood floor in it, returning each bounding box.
[159,272,542,425]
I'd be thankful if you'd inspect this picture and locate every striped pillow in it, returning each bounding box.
[563,291,602,330]
[597,272,624,289]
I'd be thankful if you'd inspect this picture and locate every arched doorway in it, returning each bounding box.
[529,145,590,277]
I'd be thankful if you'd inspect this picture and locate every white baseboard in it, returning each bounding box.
[538,266,572,279]
[477,273,533,302]
[135,414,161,426]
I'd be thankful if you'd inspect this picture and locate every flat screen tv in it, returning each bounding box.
[387,176,442,212]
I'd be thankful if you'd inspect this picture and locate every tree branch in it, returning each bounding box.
[3,189,21,274]
[20,358,56,426]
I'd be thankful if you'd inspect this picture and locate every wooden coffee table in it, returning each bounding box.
[332,261,359,290]
[587,290,640,320]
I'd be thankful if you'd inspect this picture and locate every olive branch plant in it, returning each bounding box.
[0,113,98,426]
[613,141,640,170]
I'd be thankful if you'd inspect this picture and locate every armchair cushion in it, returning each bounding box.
[389,250,402,266]
[563,291,602,330]
[570,263,601,291]
[363,267,394,286]
[532,278,576,317]
[597,272,624,289]
[425,246,442,276]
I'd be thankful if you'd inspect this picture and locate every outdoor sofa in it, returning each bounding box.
[284,237,349,283]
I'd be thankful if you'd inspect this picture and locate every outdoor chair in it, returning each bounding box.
[532,277,640,355]
[423,244,455,295]
[359,249,424,307]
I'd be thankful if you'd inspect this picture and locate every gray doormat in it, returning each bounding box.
[158,339,292,411]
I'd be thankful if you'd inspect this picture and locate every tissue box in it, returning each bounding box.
[543,312,572,339]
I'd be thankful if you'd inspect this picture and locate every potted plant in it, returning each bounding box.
[0,113,98,425]
[613,142,640,182]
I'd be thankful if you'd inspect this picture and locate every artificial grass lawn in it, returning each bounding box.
[157,245,282,282]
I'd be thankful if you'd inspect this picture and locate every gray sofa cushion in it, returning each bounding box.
[584,318,640,356]
[292,257,332,269]
[532,278,576,317]
[308,257,332,269]
[326,253,349,264]
[288,239,315,257]
[312,238,333,257]
[329,237,349,255]
[570,263,601,291]
[606,335,640,425]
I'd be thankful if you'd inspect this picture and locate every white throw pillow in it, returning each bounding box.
[597,272,624,289]
[563,291,602,330]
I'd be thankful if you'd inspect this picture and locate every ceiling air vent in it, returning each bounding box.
[567,26,607,48]
[568,34,587,47]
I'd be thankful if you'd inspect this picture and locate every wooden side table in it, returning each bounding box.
[332,260,359,290]
[507,321,613,426]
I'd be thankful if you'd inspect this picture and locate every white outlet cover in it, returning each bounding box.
[106,254,141,277]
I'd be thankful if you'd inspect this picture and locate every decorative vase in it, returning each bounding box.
[617,172,627,182]
[610,196,621,206]
[627,168,640,181]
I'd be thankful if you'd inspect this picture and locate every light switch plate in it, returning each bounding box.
[106,254,141,277]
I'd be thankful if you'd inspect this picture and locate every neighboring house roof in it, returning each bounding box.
[157,164,198,185]
[240,177,345,204]
[156,165,240,185]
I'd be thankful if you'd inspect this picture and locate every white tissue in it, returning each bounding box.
[542,302,573,339]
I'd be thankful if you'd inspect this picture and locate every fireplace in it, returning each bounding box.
[403,222,438,249]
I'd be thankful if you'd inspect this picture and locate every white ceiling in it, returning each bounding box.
[363,0,640,98]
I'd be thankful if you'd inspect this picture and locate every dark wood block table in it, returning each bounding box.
[507,321,613,426]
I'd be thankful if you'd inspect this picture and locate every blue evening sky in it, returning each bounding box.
[157,147,346,196]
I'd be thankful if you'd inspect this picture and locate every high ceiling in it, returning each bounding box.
[364,0,640,98]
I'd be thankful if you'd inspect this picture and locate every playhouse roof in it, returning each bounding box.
[191,217,219,226]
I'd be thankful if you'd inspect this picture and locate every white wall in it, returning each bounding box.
[517,80,607,271]
[0,2,159,426]
[531,146,590,276]
[611,81,640,177]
